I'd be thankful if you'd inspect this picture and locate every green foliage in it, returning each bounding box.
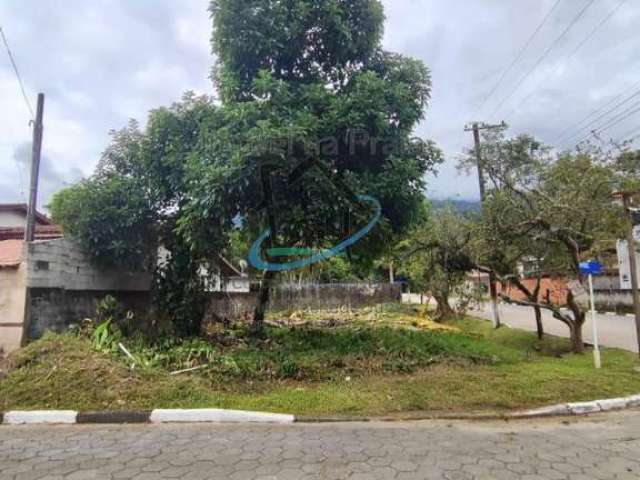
[153,236,208,337]
[210,0,385,101]
[49,173,156,270]
[400,206,474,318]
[614,150,640,191]
[91,319,122,354]
[50,2,442,331]
[3,307,640,414]
[183,0,442,271]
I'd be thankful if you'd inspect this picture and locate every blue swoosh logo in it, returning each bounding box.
[248,194,381,272]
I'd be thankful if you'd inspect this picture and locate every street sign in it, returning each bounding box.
[579,260,604,368]
[579,261,603,276]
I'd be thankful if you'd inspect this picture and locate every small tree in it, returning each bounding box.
[462,135,556,340]
[466,134,624,353]
[402,207,474,320]
[51,94,223,336]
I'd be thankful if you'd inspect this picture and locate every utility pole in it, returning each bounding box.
[621,191,640,357]
[24,93,44,243]
[465,121,507,328]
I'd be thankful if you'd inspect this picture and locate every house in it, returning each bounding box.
[0,239,28,353]
[617,224,640,291]
[0,237,152,355]
[158,244,250,294]
[0,203,249,354]
[0,203,62,241]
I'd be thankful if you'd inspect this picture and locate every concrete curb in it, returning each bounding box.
[150,409,294,424]
[1,394,639,425]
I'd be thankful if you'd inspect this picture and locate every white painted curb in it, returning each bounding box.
[597,398,628,411]
[4,411,77,425]
[567,401,602,415]
[149,409,295,424]
[518,404,571,417]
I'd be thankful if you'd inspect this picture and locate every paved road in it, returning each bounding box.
[469,302,640,353]
[1,411,639,479]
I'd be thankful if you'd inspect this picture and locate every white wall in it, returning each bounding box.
[0,210,27,228]
[0,261,27,353]
[617,239,640,291]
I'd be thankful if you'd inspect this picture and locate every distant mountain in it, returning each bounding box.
[430,198,481,213]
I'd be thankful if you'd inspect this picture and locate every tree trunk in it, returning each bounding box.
[252,270,275,336]
[569,321,585,353]
[434,292,455,321]
[533,305,544,340]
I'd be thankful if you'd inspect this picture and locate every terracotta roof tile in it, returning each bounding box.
[0,240,24,268]
[0,225,62,241]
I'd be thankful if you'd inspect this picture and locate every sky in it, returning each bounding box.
[1,0,639,209]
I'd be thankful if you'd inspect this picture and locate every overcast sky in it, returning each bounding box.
[1,0,639,208]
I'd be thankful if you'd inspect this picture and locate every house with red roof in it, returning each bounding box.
[0,203,62,241]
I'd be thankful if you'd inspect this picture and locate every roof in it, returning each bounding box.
[0,225,62,242]
[0,240,24,268]
[216,255,246,278]
[0,203,53,226]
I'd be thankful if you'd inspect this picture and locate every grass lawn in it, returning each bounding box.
[1,304,639,416]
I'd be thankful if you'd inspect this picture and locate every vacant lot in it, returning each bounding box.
[1,304,639,416]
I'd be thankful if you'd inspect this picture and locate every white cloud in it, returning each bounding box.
[1,0,639,204]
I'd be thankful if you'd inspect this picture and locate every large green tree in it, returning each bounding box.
[51,1,442,335]
[180,0,442,332]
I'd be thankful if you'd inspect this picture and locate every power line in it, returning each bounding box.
[561,86,640,145]
[553,78,640,143]
[506,0,626,120]
[473,0,563,117]
[0,25,34,119]
[616,124,640,142]
[576,104,640,146]
[592,99,640,135]
[489,0,597,119]
[0,25,31,199]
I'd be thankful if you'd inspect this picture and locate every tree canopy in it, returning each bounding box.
[50,0,442,334]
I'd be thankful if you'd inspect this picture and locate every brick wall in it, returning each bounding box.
[498,278,570,305]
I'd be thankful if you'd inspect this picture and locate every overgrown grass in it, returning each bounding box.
[1,305,639,415]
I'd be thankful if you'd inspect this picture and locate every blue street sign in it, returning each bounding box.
[579,261,603,276]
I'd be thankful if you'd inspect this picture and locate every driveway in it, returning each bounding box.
[470,302,640,353]
[1,411,639,479]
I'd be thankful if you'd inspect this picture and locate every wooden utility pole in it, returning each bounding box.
[24,93,44,243]
[465,121,507,329]
[620,191,640,357]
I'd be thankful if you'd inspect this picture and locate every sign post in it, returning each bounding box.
[580,261,603,369]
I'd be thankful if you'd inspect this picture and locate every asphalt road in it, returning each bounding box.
[470,302,640,353]
[1,411,639,479]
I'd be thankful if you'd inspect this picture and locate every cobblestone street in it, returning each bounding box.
[1,410,639,479]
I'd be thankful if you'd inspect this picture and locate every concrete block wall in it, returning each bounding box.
[26,239,151,291]
[204,283,402,325]
[21,239,153,341]
[26,288,151,340]
[270,282,402,311]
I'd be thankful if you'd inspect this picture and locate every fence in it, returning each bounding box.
[204,282,402,324]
